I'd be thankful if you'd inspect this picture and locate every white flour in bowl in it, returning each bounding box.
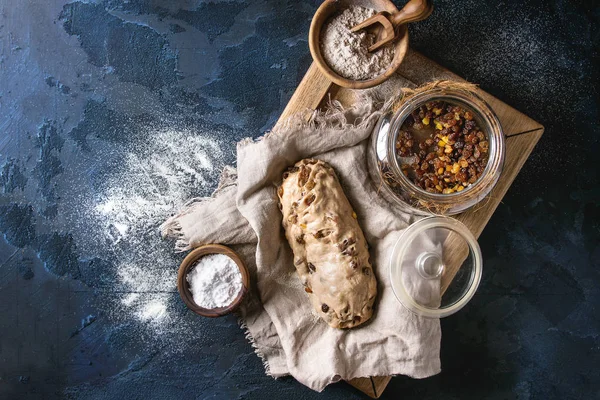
[186,253,243,309]
[320,6,395,81]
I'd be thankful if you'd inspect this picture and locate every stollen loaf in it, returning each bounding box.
[278,159,377,328]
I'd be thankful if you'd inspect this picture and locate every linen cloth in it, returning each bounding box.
[161,81,442,391]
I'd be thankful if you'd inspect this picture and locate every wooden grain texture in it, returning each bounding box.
[275,50,543,398]
[348,377,377,398]
[274,63,334,131]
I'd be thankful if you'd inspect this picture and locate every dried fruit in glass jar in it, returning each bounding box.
[394,101,489,194]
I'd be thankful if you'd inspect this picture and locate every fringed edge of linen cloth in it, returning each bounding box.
[238,317,274,377]
[160,166,238,251]
[238,74,412,149]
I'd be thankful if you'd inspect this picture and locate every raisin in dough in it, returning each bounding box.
[277,159,377,329]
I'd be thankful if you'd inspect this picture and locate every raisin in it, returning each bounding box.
[314,229,331,239]
[339,237,356,252]
[305,287,312,293]
[321,304,329,313]
[350,260,359,269]
[298,166,310,187]
[363,267,371,276]
[305,193,316,205]
[308,263,316,273]
[395,101,488,194]
[342,247,356,256]
[296,234,304,244]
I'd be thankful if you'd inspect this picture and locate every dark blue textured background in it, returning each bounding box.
[0,0,598,399]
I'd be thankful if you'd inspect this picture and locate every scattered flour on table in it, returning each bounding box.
[85,127,227,339]
[186,254,243,309]
[320,6,395,81]
[95,130,222,244]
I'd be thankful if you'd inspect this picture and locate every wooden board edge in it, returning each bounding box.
[274,63,334,131]
[347,377,376,398]
[347,376,393,398]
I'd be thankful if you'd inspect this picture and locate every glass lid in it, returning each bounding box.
[389,216,482,318]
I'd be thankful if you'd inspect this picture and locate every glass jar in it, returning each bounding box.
[369,87,505,215]
[388,216,483,318]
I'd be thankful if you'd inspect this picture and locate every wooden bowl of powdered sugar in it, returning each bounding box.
[177,244,250,317]
[309,0,410,89]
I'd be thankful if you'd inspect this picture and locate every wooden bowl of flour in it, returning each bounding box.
[177,244,249,317]
[309,0,409,89]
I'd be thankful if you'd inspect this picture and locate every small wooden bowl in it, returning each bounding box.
[177,244,250,317]
[309,0,409,89]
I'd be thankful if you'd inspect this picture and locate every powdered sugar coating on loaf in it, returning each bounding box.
[277,159,377,329]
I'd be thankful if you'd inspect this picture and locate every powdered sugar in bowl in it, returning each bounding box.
[177,244,250,317]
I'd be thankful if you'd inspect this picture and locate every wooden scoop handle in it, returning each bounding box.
[390,0,433,27]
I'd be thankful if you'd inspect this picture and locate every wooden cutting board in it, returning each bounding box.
[275,49,544,398]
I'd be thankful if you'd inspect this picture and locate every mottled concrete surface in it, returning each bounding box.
[0,0,598,399]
